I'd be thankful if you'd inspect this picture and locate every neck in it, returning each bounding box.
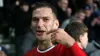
[38,40,53,50]
[77,42,83,49]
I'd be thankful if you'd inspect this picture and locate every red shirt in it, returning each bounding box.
[25,42,87,56]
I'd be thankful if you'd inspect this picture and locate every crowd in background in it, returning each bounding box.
[0,0,100,56]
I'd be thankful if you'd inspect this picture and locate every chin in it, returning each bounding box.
[83,46,87,49]
[36,36,45,41]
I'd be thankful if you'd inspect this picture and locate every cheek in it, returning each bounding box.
[45,23,54,31]
[31,22,37,28]
[46,23,52,28]
[86,38,88,43]
[83,37,88,44]
[81,37,86,44]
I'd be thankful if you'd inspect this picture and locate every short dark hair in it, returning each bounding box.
[32,2,57,17]
[65,22,88,41]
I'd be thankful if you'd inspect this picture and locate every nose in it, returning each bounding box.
[37,19,44,27]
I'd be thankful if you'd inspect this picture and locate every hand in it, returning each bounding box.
[97,19,100,25]
[91,18,98,26]
[47,28,75,48]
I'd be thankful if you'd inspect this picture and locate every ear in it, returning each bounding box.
[78,35,83,42]
[53,19,59,29]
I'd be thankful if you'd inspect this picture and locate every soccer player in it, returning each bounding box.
[25,2,87,56]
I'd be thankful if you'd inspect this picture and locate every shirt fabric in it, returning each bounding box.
[25,42,87,56]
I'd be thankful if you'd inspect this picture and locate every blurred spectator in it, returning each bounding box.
[91,11,100,41]
[94,0,100,9]
[85,8,100,56]
[83,5,92,18]
[72,10,86,23]
[0,46,8,56]
[93,3,99,12]
[82,4,95,42]
[66,7,72,17]
[55,0,69,25]
[17,29,36,56]
[11,1,31,37]
[68,0,77,15]
[57,0,68,11]
[10,1,32,56]
[60,10,85,29]
[84,0,94,12]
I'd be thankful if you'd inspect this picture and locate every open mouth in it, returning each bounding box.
[36,30,45,35]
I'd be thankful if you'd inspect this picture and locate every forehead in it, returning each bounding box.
[60,0,68,3]
[32,7,54,17]
[83,32,88,36]
[79,12,85,15]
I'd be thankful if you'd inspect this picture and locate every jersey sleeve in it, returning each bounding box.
[68,42,87,56]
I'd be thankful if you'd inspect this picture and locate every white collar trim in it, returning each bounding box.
[37,45,55,53]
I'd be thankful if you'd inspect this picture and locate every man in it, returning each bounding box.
[55,0,69,25]
[25,2,87,56]
[60,10,85,29]
[65,22,88,49]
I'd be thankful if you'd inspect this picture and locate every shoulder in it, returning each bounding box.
[24,47,37,56]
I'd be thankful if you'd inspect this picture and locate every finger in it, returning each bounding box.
[51,35,56,44]
[46,28,63,34]
[51,33,56,39]
[51,36,59,44]
[46,29,58,34]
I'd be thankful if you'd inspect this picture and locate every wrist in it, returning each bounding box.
[65,39,75,48]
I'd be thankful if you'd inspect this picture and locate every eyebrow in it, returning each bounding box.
[32,16,50,19]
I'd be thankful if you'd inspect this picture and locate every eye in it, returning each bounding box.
[32,17,39,22]
[43,17,49,22]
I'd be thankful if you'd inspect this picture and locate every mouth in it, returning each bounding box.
[36,30,45,35]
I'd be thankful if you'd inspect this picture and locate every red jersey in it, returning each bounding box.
[25,42,87,56]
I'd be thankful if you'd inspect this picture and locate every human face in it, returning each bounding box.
[21,5,29,12]
[85,10,92,17]
[78,12,85,20]
[80,32,88,49]
[58,0,68,11]
[31,7,59,41]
